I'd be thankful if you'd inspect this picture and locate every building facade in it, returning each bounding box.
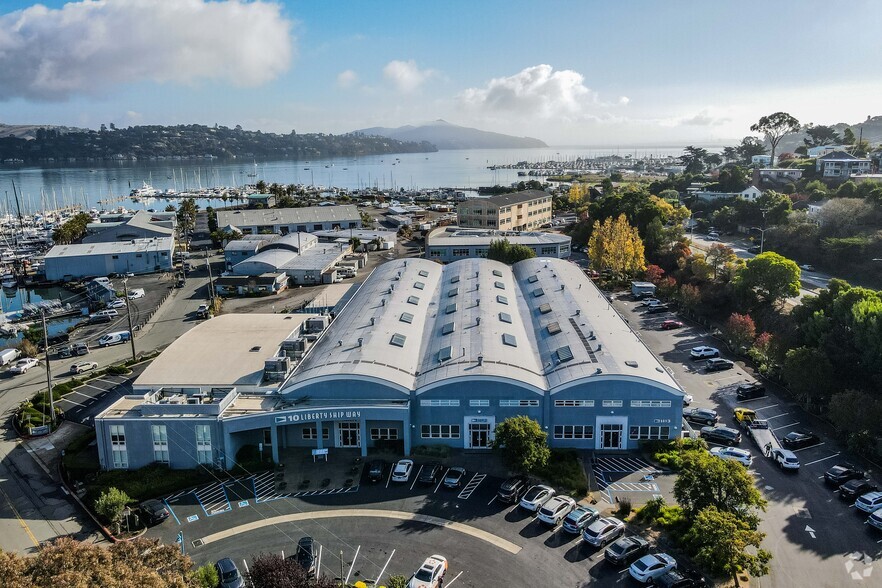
[217,205,361,236]
[44,237,174,281]
[456,190,552,231]
[426,226,571,262]
[693,185,763,202]
[815,151,872,178]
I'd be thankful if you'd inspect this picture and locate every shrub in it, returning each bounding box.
[191,563,219,588]
[412,445,451,459]
[644,437,707,471]
[107,365,130,376]
[93,487,132,525]
[535,449,588,496]
[616,497,633,518]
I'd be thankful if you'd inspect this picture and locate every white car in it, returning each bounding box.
[689,346,719,360]
[855,492,882,514]
[91,309,118,319]
[710,446,753,467]
[391,459,414,482]
[9,357,38,374]
[770,448,800,471]
[629,553,677,583]
[682,393,693,406]
[407,555,447,588]
[519,484,556,512]
[799,264,815,272]
[582,517,625,547]
[639,298,661,307]
[128,288,145,300]
[70,361,98,374]
[537,495,576,526]
[108,299,127,309]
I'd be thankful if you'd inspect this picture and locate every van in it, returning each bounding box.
[98,331,131,347]
[0,348,21,366]
[73,342,90,356]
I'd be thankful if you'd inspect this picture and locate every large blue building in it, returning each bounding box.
[94,257,684,471]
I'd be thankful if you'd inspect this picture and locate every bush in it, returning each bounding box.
[534,449,588,496]
[107,365,130,376]
[387,576,408,588]
[412,445,451,459]
[636,496,666,522]
[93,487,132,525]
[643,437,707,471]
[616,497,633,518]
[191,563,219,588]
[88,464,219,503]
[636,496,688,535]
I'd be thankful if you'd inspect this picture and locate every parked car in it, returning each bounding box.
[292,536,316,578]
[582,517,625,547]
[407,555,447,588]
[215,558,245,588]
[639,298,661,307]
[781,431,821,450]
[108,299,126,309]
[689,346,719,360]
[537,495,576,526]
[705,233,720,241]
[800,264,816,272]
[660,320,684,330]
[391,459,414,483]
[699,426,741,446]
[418,463,444,485]
[367,459,385,482]
[604,535,650,566]
[705,358,735,372]
[710,446,753,467]
[70,361,98,374]
[562,505,599,534]
[629,553,677,583]
[747,245,762,254]
[9,357,38,374]
[196,303,210,319]
[91,309,118,319]
[497,475,529,504]
[89,314,112,324]
[824,463,866,487]
[733,407,757,425]
[72,342,90,356]
[839,479,878,502]
[654,567,708,588]
[735,382,766,400]
[771,448,800,471]
[869,508,882,531]
[683,408,719,427]
[682,393,693,406]
[519,484,556,512]
[855,491,882,514]
[645,304,670,314]
[443,466,466,489]
[139,499,170,526]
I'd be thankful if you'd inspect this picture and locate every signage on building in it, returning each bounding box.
[275,410,362,424]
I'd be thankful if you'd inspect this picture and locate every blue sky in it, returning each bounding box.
[2,0,881,146]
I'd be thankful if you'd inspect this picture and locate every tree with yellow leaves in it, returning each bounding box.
[568,182,589,206]
[587,214,646,279]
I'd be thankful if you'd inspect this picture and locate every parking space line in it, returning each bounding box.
[458,473,486,500]
[764,413,791,420]
[316,544,323,578]
[772,423,800,431]
[445,571,464,587]
[754,404,779,411]
[163,499,181,525]
[487,495,497,506]
[344,545,360,585]
[803,453,840,465]
[385,467,393,489]
[67,389,96,399]
[410,466,424,491]
[78,383,108,393]
[791,443,825,453]
[59,397,86,407]
[434,468,449,494]
[375,548,395,586]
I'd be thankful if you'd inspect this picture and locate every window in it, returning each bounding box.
[502,333,517,347]
[555,346,574,363]
[414,281,425,290]
[630,400,672,408]
[445,303,457,314]
[111,255,119,260]
[602,400,623,408]
[492,269,503,277]
[533,288,545,297]
[421,424,461,439]
[110,425,127,469]
[553,425,594,439]
[442,322,455,335]
[390,333,407,347]
[371,428,398,440]
[538,303,552,314]
[528,275,539,283]
[546,322,562,335]
[475,249,488,257]
[500,399,540,407]
[470,399,489,407]
[313,224,323,231]
[448,288,458,298]
[195,425,212,465]
[494,281,505,290]
[438,346,452,362]
[541,247,556,255]
[554,399,595,407]
[151,425,169,463]
[629,426,671,440]
[496,295,508,305]
[420,399,460,407]
[407,295,419,305]
[499,312,512,324]
[429,249,442,258]
[302,427,330,440]
[418,269,429,277]
[400,312,414,323]
[452,248,470,257]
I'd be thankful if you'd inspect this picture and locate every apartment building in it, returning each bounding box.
[456,189,552,231]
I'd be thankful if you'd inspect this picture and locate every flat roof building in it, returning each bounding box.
[84,210,176,243]
[426,226,571,262]
[44,236,174,281]
[217,205,361,236]
[456,190,553,231]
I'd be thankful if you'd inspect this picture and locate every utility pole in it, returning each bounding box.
[122,279,137,363]
[340,550,344,588]
[205,250,215,304]
[40,310,56,425]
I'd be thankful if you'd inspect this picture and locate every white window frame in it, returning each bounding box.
[469,399,490,407]
[302,427,330,440]
[629,426,671,440]
[553,425,594,439]
[420,424,461,439]
[630,400,672,408]
[195,424,212,465]
[420,399,460,407]
[110,424,128,469]
[602,400,623,408]
[499,399,540,407]
[554,399,595,407]
[151,424,169,464]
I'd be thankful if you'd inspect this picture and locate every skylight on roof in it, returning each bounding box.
[538,303,552,314]
[442,322,455,335]
[418,270,429,277]
[555,345,574,363]
[533,288,545,297]
[497,295,508,305]
[547,321,562,335]
[448,288,458,298]
[528,275,539,283]
[451,275,460,283]
[414,281,425,290]
[400,312,414,324]
[407,295,420,305]
[390,333,406,347]
[499,312,512,324]
[439,346,452,362]
[446,303,457,314]
[492,269,503,277]
[502,333,517,347]
[494,281,505,290]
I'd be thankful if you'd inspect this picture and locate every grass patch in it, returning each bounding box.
[534,449,588,496]
[636,496,690,539]
[86,465,220,504]
[642,437,707,471]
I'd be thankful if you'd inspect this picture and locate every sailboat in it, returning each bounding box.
[247,161,258,178]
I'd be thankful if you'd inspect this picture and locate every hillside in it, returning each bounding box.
[353,119,547,150]
[0,123,88,140]
[777,116,882,152]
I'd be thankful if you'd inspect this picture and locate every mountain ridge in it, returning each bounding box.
[353,119,548,150]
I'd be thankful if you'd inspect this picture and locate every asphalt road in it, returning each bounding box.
[613,293,881,588]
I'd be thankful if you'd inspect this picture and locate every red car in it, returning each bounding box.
[660,320,684,330]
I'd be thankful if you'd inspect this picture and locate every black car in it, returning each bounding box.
[645,304,670,314]
[497,475,530,504]
[140,499,170,526]
[418,463,444,484]
[683,408,719,427]
[367,459,385,482]
[705,358,735,372]
[700,426,742,446]
[781,431,820,450]
[654,568,708,588]
[839,479,878,502]
[825,464,866,487]
[735,383,766,401]
[290,536,316,578]
[747,245,762,254]
[603,535,649,566]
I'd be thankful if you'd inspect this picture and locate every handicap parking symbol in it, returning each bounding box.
[238,500,250,508]
[186,514,199,523]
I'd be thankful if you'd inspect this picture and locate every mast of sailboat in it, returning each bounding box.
[10,179,24,240]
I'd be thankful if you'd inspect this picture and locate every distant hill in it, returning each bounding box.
[777,116,882,153]
[0,123,87,140]
[353,119,547,150]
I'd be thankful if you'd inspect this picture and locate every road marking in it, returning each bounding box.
[804,453,840,466]
[434,468,449,494]
[385,467,393,489]
[487,495,497,506]
[805,525,816,539]
[792,443,825,453]
[772,423,800,431]
[445,571,465,587]
[410,465,424,491]
[197,509,522,554]
[316,544,323,578]
[375,548,395,586]
[59,397,86,407]
[0,483,39,548]
[67,389,97,398]
[186,514,199,523]
[764,413,791,420]
[754,404,779,411]
[458,473,486,500]
[344,544,360,585]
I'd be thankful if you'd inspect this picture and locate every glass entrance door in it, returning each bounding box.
[600,423,623,449]
[469,423,491,448]
[338,422,360,448]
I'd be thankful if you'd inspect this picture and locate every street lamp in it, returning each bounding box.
[749,226,770,254]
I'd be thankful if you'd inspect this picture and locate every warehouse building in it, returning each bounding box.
[216,205,361,236]
[426,226,571,262]
[44,237,174,281]
[84,210,176,243]
[94,257,684,470]
[456,190,552,231]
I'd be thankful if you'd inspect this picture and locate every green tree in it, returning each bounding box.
[486,239,536,265]
[750,112,800,168]
[658,188,679,203]
[349,237,362,252]
[843,127,856,145]
[734,252,800,305]
[51,212,92,244]
[176,198,199,234]
[781,347,836,405]
[685,506,771,585]
[674,450,767,528]
[803,124,841,147]
[255,179,268,193]
[93,486,132,525]
[735,136,767,163]
[492,416,551,473]
[705,243,737,280]
[678,284,702,313]
[387,576,409,588]
[191,563,219,588]
[679,146,710,174]
[17,338,38,358]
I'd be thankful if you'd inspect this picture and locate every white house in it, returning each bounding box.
[751,155,772,167]
[815,151,872,178]
[694,185,763,202]
[807,145,849,158]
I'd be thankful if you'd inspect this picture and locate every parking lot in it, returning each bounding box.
[55,363,148,425]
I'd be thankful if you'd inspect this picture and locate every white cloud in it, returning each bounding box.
[457,64,595,118]
[659,108,733,128]
[0,0,294,101]
[383,60,435,93]
[618,96,630,105]
[336,69,358,89]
